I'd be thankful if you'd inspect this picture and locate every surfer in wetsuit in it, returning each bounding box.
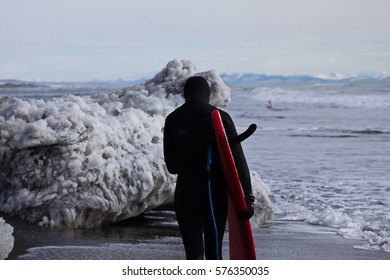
[163,76,254,260]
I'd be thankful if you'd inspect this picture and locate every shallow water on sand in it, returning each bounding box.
[4,211,390,260]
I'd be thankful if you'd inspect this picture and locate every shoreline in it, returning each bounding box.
[2,212,390,260]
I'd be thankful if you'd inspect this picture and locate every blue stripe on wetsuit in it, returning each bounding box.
[206,145,220,260]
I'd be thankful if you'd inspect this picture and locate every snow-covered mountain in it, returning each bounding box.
[2,72,389,88]
[220,73,322,84]
[220,72,390,84]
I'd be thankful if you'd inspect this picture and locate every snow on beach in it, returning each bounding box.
[0,60,274,230]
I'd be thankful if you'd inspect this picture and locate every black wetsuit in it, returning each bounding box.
[163,77,252,260]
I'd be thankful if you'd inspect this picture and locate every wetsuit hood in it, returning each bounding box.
[183,76,210,103]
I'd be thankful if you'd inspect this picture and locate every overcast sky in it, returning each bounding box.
[1,0,389,81]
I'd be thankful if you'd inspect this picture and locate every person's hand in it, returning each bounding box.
[237,195,255,221]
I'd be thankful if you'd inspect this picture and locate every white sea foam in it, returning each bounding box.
[251,84,390,109]
[0,60,274,229]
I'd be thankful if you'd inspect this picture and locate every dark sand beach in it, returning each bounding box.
[2,212,389,260]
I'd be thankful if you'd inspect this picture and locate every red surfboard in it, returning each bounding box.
[212,110,256,260]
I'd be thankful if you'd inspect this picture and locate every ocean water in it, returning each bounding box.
[1,77,390,257]
[226,81,390,252]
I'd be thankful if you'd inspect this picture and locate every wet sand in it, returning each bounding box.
[2,212,390,260]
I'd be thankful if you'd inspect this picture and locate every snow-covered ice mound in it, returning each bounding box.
[0,217,14,259]
[0,59,273,228]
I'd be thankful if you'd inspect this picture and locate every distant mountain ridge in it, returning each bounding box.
[220,73,322,84]
[2,72,389,87]
[220,72,390,84]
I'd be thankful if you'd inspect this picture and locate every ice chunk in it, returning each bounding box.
[250,172,274,227]
[0,217,14,260]
[0,60,272,229]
